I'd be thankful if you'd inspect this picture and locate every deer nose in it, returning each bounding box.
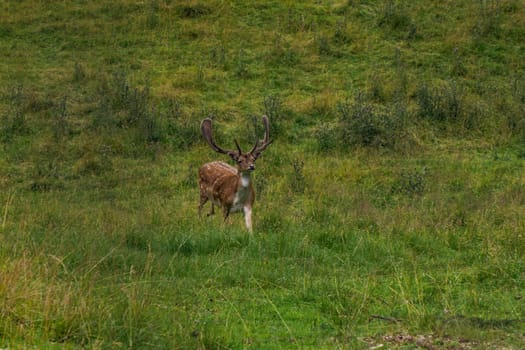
[249,164,255,171]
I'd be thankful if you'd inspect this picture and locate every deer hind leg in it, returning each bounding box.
[222,206,231,222]
[208,203,215,216]
[198,194,208,217]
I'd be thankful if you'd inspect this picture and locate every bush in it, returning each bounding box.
[92,71,170,147]
[263,95,284,137]
[336,91,412,151]
[290,159,306,194]
[472,0,503,39]
[338,94,385,148]
[52,96,70,142]
[391,167,427,196]
[377,0,417,39]
[415,80,463,124]
[165,99,200,150]
[0,85,30,142]
[315,122,338,152]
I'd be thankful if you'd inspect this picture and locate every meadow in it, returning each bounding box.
[1,0,524,348]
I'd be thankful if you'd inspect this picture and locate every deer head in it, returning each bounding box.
[200,115,272,172]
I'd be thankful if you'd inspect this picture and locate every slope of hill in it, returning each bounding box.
[1,1,524,348]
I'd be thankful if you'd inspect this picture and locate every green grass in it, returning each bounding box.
[1,0,525,348]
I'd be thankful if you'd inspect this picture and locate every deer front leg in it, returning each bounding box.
[243,206,253,233]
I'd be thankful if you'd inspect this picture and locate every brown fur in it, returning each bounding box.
[198,161,254,219]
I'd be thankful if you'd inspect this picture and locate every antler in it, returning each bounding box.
[201,118,239,158]
[251,115,272,159]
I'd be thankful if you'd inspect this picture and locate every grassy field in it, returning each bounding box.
[1,0,525,348]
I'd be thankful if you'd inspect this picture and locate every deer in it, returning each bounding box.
[198,115,272,232]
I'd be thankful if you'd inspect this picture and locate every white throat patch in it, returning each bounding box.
[241,173,250,187]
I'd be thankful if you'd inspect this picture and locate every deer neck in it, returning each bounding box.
[238,171,251,188]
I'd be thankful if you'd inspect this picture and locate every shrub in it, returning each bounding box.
[377,0,417,39]
[290,159,306,194]
[234,49,249,78]
[72,62,87,82]
[177,3,212,18]
[145,0,160,29]
[391,167,427,196]
[497,76,525,139]
[0,85,30,142]
[268,34,300,66]
[166,99,200,150]
[333,19,352,44]
[315,122,338,152]
[281,8,314,33]
[91,71,173,149]
[52,96,70,142]
[336,91,412,150]
[472,0,503,38]
[338,94,385,148]
[263,95,284,137]
[210,44,227,69]
[415,80,464,124]
[315,34,333,56]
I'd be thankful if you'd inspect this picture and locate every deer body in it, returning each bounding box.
[199,161,254,219]
[198,116,271,232]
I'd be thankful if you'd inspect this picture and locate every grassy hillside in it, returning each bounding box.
[1,0,524,348]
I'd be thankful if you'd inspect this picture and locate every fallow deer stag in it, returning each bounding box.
[198,116,271,232]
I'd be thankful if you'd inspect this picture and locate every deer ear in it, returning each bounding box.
[227,151,240,162]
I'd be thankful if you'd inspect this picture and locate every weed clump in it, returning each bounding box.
[94,71,164,145]
[472,0,504,39]
[290,159,306,194]
[263,95,285,137]
[52,96,70,142]
[0,86,31,142]
[177,3,212,18]
[338,95,383,147]
[72,62,87,82]
[90,71,199,155]
[391,167,427,196]
[415,80,467,129]
[315,91,411,152]
[165,98,199,150]
[314,122,338,152]
[268,34,300,66]
[377,0,417,39]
